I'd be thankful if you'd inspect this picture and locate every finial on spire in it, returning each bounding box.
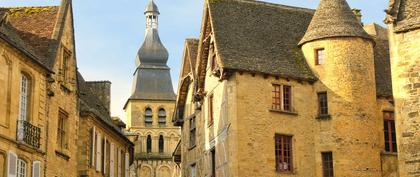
[145,0,159,15]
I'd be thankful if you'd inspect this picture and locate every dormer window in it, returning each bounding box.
[315,48,325,65]
[145,108,153,127]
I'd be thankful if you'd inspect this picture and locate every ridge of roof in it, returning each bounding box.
[209,0,315,13]
[299,0,372,45]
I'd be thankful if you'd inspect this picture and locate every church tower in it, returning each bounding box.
[124,1,181,176]
[300,0,382,176]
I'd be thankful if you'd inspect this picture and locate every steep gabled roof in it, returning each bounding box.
[0,6,59,70]
[208,0,317,82]
[364,23,393,97]
[299,0,371,45]
[180,38,199,78]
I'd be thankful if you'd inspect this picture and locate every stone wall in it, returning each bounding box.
[0,40,48,177]
[45,3,79,177]
[125,99,181,177]
[388,26,420,177]
[77,114,132,177]
[302,37,382,177]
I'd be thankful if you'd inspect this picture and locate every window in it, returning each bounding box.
[159,135,164,153]
[90,127,96,167]
[384,112,397,153]
[189,116,196,147]
[158,108,166,127]
[318,92,328,116]
[272,84,293,112]
[210,148,216,177]
[57,110,68,150]
[272,84,281,110]
[283,86,292,112]
[315,48,325,65]
[145,108,153,127]
[208,94,214,126]
[17,159,26,177]
[61,47,71,82]
[18,73,31,121]
[275,134,292,172]
[190,163,196,177]
[322,152,334,177]
[147,135,152,153]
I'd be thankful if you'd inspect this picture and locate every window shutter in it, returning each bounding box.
[91,127,96,167]
[117,148,121,177]
[103,137,107,174]
[32,161,41,177]
[125,153,129,177]
[7,151,17,177]
[96,133,102,172]
[110,143,115,177]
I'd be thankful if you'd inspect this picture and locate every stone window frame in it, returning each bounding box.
[274,134,293,173]
[321,151,334,177]
[208,94,214,127]
[57,109,69,151]
[144,107,153,127]
[146,135,152,153]
[158,135,164,154]
[317,92,329,117]
[189,116,196,149]
[271,84,296,114]
[158,108,166,127]
[18,71,34,123]
[315,48,325,65]
[383,111,397,153]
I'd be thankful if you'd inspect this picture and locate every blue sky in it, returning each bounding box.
[0,0,389,122]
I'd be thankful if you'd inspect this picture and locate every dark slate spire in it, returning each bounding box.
[299,0,371,45]
[130,0,176,101]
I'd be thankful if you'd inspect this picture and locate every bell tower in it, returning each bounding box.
[124,1,180,176]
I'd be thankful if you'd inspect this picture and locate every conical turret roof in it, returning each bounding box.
[299,0,371,45]
[145,0,159,14]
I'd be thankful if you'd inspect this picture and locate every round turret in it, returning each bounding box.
[300,0,381,176]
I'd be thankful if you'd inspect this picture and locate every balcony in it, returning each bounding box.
[17,120,41,149]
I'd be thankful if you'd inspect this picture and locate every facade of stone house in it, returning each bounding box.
[124,1,181,177]
[173,0,403,177]
[0,0,80,176]
[384,0,420,176]
[77,73,134,177]
[0,1,135,177]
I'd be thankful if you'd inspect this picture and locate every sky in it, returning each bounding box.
[0,0,389,122]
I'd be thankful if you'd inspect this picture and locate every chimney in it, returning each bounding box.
[86,81,112,112]
[352,8,363,26]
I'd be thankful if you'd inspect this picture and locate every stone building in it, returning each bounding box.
[0,0,80,176]
[77,72,134,177]
[0,1,135,177]
[384,0,420,176]
[173,0,404,177]
[124,0,181,177]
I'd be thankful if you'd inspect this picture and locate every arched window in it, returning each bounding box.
[147,135,152,153]
[145,108,153,127]
[158,108,166,127]
[19,73,31,121]
[159,135,164,153]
